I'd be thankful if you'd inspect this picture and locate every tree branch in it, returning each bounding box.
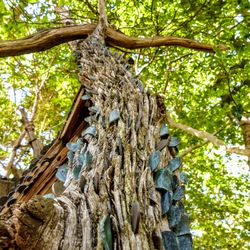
[98,0,108,28]
[166,114,250,157]
[180,141,209,158]
[31,54,56,121]
[85,0,99,15]
[180,128,223,157]
[0,24,228,58]
[5,130,26,178]
[20,108,43,158]
[5,56,53,176]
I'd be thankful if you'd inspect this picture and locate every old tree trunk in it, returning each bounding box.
[0,27,192,250]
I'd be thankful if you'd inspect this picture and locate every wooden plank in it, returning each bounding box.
[60,86,88,142]
[19,120,87,202]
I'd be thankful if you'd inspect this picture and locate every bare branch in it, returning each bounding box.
[0,24,228,58]
[85,0,99,15]
[98,0,108,28]
[180,128,224,157]
[180,141,209,158]
[170,0,208,35]
[54,6,79,51]
[135,48,159,76]
[4,58,53,177]
[31,56,56,121]
[20,108,43,157]
[14,145,30,167]
[5,131,26,178]
[166,113,250,157]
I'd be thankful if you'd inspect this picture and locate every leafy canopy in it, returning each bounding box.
[0,0,249,249]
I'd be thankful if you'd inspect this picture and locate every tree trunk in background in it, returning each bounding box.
[0,31,192,250]
[240,118,250,167]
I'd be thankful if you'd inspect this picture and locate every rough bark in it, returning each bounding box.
[0,27,191,250]
[0,24,228,58]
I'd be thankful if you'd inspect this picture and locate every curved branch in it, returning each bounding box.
[180,141,209,158]
[0,24,228,57]
[166,114,250,157]
[180,128,224,157]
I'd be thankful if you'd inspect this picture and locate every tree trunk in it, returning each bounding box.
[240,117,250,167]
[0,29,192,250]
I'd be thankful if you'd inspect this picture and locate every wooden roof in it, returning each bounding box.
[1,85,88,209]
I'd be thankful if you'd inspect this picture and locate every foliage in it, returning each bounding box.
[0,0,249,248]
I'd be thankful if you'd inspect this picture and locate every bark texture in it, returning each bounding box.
[0,28,191,250]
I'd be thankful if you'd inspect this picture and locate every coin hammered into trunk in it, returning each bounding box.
[55,165,68,183]
[167,157,182,172]
[156,139,168,151]
[161,231,179,250]
[130,201,140,234]
[109,109,120,125]
[100,215,113,250]
[154,168,173,192]
[81,126,97,137]
[161,191,173,215]
[149,150,161,172]
[52,181,65,196]
[178,234,193,250]
[160,124,169,139]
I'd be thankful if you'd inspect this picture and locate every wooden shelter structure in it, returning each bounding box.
[0,86,88,207]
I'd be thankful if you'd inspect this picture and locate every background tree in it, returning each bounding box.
[0,0,249,249]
